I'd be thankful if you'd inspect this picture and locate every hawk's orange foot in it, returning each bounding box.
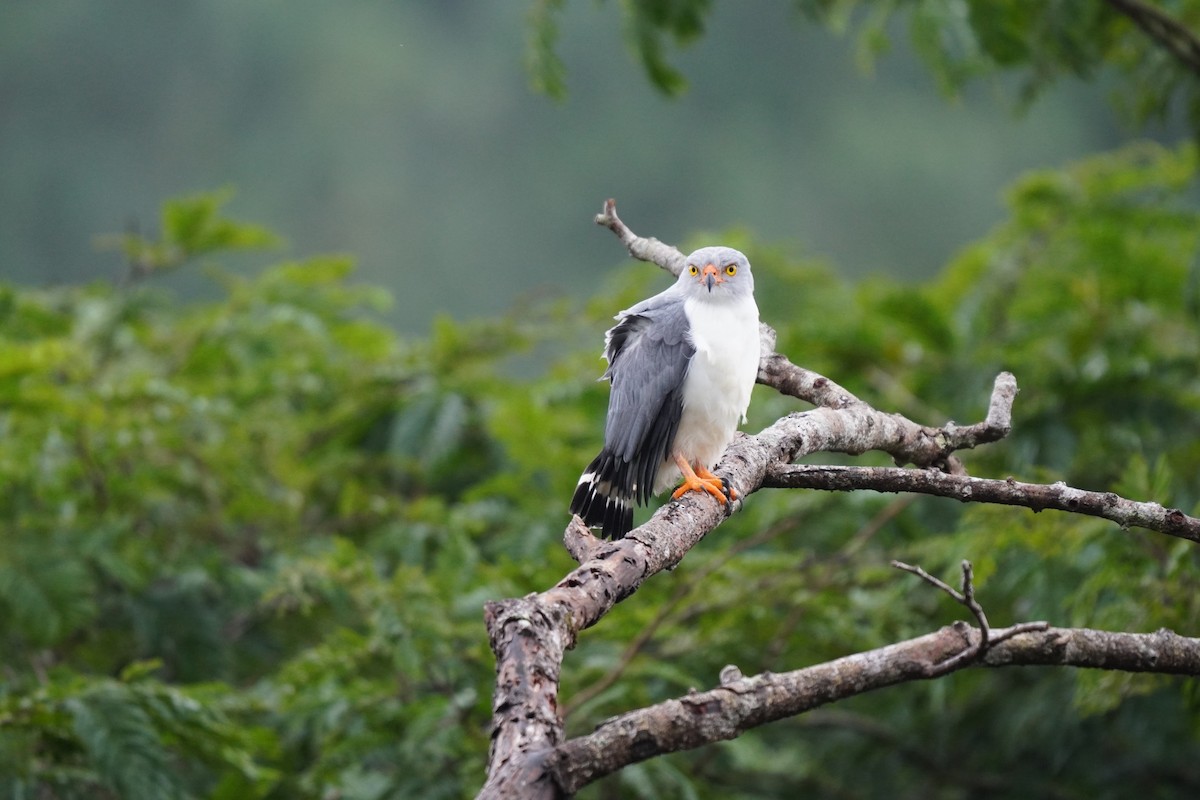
[671,455,733,504]
[671,472,730,503]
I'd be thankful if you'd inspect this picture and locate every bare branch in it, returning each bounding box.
[563,518,797,717]
[755,359,1016,472]
[942,371,1016,448]
[593,198,687,276]
[766,464,1200,544]
[481,529,683,798]
[1104,0,1200,77]
[756,349,861,409]
[892,559,972,608]
[547,625,1200,794]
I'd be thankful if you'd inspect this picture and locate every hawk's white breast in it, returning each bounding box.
[652,293,760,492]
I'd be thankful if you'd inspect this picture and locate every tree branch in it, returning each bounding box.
[1104,0,1200,77]
[562,517,798,717]
[764,464,1200,544]
[547,625,1200,794]
[482,359,1025,796]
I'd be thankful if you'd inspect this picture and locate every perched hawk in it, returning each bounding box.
[570,246,761,538]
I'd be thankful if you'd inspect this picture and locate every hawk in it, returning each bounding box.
[571,246,761,538]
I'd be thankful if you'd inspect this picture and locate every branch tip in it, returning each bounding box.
[719,664,744,685]
[594,196,687,275]
[564,514,602,563]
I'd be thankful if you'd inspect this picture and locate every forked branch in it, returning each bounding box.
[891,559,1049,675]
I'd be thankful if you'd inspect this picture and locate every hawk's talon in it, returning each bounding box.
[721,477,737,501]
[671,456,734,504]
[695,465,737,501]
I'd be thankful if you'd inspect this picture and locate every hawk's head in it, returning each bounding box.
[677,246,755,299]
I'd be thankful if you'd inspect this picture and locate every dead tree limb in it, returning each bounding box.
[594,198,687,276]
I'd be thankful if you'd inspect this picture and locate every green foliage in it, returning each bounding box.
[528,0,712,98]
[530,0,1200,131]
[0,190,594,798]
[0,665,273,800]
[96,190,281,280]
[4,144,1200,798]
[526,0,570,100]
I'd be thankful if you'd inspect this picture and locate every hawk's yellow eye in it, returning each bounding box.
[725,264,737,276]
[688,265,699,276]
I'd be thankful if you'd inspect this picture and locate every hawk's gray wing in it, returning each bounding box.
[602,294,693,494]
[570,290,694,538]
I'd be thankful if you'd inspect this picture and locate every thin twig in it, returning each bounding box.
[1104,0,1200,77]
[891,559,1049,676]
[892,559,991,659]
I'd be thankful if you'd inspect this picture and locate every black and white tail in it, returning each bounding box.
[569,450,634,539]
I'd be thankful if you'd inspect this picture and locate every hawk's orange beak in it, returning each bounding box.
[700,263,723,292]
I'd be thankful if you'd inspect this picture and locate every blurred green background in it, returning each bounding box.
[0,1,1162,326]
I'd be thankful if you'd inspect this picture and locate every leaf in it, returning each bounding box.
[161,189,281,258]
[67,686,181,800]
[525,0,568,100]
[0,553,95,646]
